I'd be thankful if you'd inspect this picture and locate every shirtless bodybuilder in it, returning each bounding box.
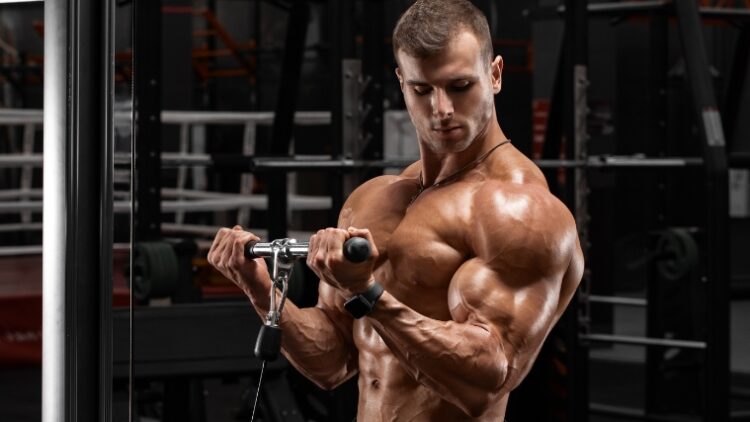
[209,0,584,420]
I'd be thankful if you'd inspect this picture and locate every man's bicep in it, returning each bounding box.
[463,184,581,347]
[448,258,562,366]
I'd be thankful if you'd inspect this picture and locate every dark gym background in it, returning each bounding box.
[1,0,749,421]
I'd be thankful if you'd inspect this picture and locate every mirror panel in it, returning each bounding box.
[0,2,47,419]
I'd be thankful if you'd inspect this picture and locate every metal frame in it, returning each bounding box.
[565,1,590,420]
[581,333,707,349]
[645,8,672,416]
[722,24,749,150]
[327,0,356,226]
[530,1,750,21]
[588,294,647,306]
[133,0,162,242]
[267,0,310,239]
[361,0,385,169]
[674,1,731,419]
[0,151,717,169]
[532,0,734,420]
[42,0,114,421]
[11,108,746,168]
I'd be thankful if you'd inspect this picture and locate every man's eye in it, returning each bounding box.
[414,87,431,96]
[451,82,472,92]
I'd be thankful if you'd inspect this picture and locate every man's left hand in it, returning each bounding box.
[307,227,379,297]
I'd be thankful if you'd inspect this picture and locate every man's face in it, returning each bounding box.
[396,30,503,155]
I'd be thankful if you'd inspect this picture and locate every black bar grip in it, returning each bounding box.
[244,241,256,259]
[342,237,371,263]
[254,324,282,361]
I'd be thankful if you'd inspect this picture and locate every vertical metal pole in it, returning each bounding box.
[101,1,115,419]
[645,10,669,416]
[268,0,309,239]
[673,1,730,421]
[43,0,114,420]
[328,0,355,225]
[649,12,669,155]
[133,0,162,241]
[341,57,362,195]
[722,24,749,150]
[42,0,68,418]
[361,0,385,170]
[541,43,565,195]
[565,0,590,420]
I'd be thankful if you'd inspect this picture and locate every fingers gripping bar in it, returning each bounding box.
[244,237,371,361]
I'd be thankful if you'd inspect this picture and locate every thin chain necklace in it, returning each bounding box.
[409,139,511,206]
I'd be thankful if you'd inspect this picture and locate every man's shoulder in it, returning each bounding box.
[349,174,403,198]
[470,180,578,269]
[472,179,570,223]
[343,173,414,211]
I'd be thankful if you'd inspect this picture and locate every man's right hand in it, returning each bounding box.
[207,225,272,302]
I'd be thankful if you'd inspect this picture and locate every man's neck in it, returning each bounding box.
[418,120,506,187]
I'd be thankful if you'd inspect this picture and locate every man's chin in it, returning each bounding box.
[424,136,473,154]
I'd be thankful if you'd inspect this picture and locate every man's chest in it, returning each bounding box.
[345,185,475,313]
[384,217,466,290]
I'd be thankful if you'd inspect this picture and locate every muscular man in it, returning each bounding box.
[209,0,584,419]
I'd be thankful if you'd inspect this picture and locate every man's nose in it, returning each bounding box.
[431,89,454,119]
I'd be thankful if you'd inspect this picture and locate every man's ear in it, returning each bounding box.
[490,55,503,94]
[395,67,404,91]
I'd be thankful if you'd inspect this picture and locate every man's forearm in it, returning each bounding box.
[246,285,357,390]
[367,291,508,417]
[278,303,358,389]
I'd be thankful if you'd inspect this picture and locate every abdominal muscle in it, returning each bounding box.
[352,319,508,421]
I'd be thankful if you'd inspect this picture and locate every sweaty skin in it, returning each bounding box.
[209,30,583,421]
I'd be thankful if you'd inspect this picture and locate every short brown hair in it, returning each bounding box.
[392,0,493,65]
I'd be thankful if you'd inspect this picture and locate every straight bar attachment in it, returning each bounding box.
[246,237,371,264]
